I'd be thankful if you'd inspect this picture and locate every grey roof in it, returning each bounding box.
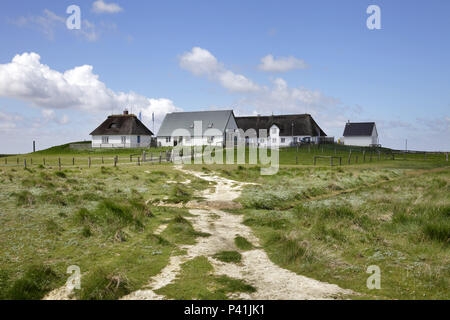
[343,122,375,136]
[157,110,235,136]
[236,114,326,137]
[90,114,153,136]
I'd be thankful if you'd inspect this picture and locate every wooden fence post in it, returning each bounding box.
[446,152,449,162]
[363,151,366,162]
[58,158,61,170]
[143,151,146,162]
[24,159,27,168]
[30,158,33,165]
[314,156,317,166]
[159,152,162,163]
[4,158,7,165]
[88,157,91,168]
[17,158,19,164]
[296,156,298,165]
[339,157,342,166]
[138,157,141,166]
[102,156,104,164]
[114,156,117,167]
[130,155,132,162]
[43,158,46,166]
[73,158,75,166]
[330,157,333,166]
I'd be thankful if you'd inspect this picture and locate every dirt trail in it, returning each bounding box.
[123,166,352,300]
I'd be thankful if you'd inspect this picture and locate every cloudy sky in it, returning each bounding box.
[0,0,449,153]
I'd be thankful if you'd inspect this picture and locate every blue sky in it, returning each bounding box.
[0,0,449,153]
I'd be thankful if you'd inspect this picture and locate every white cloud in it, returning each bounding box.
[0,52,180,123]
[179,47,220,76]
[259,54,308,72]
[179,47,259,92]
[92,0,123,14]
[0,111,22,131]
[237,78,339,116]
[10,10,99,42]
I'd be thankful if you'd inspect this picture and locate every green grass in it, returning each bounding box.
[213,251,242,263]
[0,164,210,300]
[234,236,253,250]
[230,164,450,300]
[161,214,211,245]
[6,264,61,300]
[155,256,255,299]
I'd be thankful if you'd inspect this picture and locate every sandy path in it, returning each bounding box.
[123,166,352,300]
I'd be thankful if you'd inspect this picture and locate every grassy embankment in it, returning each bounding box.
[202,158,449,299]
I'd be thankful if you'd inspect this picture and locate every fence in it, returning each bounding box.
[1,150,174,169]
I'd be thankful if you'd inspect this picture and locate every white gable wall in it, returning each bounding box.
[92,135,151,148]
[344,125,379,147]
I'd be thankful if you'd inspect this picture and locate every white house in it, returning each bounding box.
[342,122,379,147]
[157,110,238,147]
[90,110,153,148]
[235,114,327,147]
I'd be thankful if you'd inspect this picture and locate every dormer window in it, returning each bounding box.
[189,124,194,129]
[109,123,120,129]
[208,123,213,128]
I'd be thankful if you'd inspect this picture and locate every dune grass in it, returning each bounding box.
[231,163,450,300]
[0,164,211,299]
[155,256,255,299]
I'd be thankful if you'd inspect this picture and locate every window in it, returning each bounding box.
[121,136,126,144]
[272,138,276,143]
[109,123,120,129]
[281,138,285,143]
[137,136,141,144]
[185,136,191,142]
[208,123,213,128]
[207,136,214,143]
[102,136,109,144]
[166,137,171,143]
[271,128,277,134]
[294,137,298,143]
[260,138,265,143]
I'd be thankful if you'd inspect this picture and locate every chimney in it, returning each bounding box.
[123,110,129,115]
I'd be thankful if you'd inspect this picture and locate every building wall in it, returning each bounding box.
[343,136,373,147]
[92,135,151,148]
[157,113,239,147]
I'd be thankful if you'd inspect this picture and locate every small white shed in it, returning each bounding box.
[343,122,379,147]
